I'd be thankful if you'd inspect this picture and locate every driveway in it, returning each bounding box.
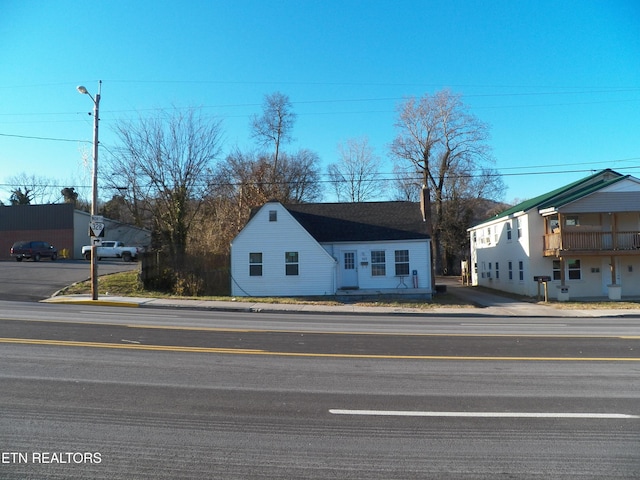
[0,259,138,302]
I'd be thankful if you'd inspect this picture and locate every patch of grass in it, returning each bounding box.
[546,300,640,310]
[58,270,150,296]
[473,284,640,310]
[57,271,473,308]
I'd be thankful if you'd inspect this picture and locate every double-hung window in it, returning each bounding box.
[249,253,262,276]
[394,250,409,276]
[371,250,386,276]
[552,260,562,280]
[568,259,581,280]
[285,252,299,276]
[518,261,524,281]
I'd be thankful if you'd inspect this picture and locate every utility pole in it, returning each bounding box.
[77,81,102,300]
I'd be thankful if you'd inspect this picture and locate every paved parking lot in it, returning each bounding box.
[0,259,138,301]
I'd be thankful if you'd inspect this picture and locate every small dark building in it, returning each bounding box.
[0,204,150,259]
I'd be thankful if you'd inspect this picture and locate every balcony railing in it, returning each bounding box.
[544,231,640,255]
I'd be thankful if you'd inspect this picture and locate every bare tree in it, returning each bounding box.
[107,107,223,263]
[5,173,60,204]
[327,136,385,202]
[391,162,420,202]
[250,92,296,194]
[204,148,321,255]
[390,89,504,274]
[278,149,323,203]
[212,148,321,207]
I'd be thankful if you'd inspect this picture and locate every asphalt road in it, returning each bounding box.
[0,259,138,301]
[1,303,639,479]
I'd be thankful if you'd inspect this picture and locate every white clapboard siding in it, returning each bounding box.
[231,203,337,297]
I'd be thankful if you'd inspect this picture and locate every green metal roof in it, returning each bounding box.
[474,169,627,226]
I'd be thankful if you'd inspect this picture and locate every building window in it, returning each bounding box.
[495,262,499,279]
[506,222,512,240]
[395,250,409,276]
[519,261,524,281]
[517,218,523,239]
[344,251,355,270]
[269,210,277,222]
[565,216,579,227]
[552,260,561,280]
[568,259,581,280]
[249,252,263,276]
[371,250,386,276]
[508,261,513,280]
[285,251,298,276]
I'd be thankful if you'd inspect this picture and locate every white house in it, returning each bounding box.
[230,200,432,297]
[468,169,640,300]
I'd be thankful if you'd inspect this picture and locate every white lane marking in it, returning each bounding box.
[460,323,567,327]
[329,409,639,419]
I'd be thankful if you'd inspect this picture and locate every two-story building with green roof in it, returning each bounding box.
[468,169,640,301]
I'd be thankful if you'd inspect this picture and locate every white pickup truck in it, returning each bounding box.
[81,241,141,262]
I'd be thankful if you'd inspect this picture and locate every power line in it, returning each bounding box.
[3,165,640,193]
[0,132,89,143]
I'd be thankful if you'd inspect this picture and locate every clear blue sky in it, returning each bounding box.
[1,0,638,205]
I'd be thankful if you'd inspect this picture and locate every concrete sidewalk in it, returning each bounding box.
[43,277,640,318]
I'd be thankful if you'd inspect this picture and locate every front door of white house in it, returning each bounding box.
[341,250,358,288]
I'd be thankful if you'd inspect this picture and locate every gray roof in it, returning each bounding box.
[281,201,430,243]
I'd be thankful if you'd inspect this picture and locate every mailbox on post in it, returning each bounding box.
[533,275,552,302]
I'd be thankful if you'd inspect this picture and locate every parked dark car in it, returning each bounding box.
[10,241,58,262]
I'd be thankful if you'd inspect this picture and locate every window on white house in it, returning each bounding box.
[519,261,524,281]
[269,210,277,222]
[285,252,299,276]
[395,250,409,276]
[371,250,386,276]
[568,259,581,280]
[495,262,500,279]
[506,222,512,240]
[249,252,263,276]
[517,218,523,239]
[508,261,513,280]
[552,260,561,280]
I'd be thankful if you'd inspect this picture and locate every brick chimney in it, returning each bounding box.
[420,184,436,291]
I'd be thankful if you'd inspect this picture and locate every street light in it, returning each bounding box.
[77,81,101,300]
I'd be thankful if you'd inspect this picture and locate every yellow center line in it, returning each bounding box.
[1,337,639,361]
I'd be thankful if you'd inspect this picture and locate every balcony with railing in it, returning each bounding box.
[543,231,640,256]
